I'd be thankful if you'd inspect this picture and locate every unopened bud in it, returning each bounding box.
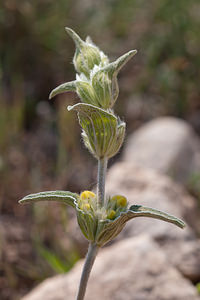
[80,190,96,201]
[91,70,113,109]
[111,195,127,207]
[65,27,105,78]
[90,50,137,108]
[107,209,116,220]
[80,203,91,211]
[76,81,98,106]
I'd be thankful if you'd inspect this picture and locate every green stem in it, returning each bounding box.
[97,157,108,207]
[76,158,107,299]
[76,243,99,300]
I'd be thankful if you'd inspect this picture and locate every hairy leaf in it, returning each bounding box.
[49,81,76,99]
[128,205,185,228]
[102,50,137,77]
[19,191,78,208]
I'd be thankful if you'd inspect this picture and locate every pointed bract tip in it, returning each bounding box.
[124,50,137,60]
[65,27,83,47]
[180,220,186,229]
[85,36,93,44]
[130,49,137,56]
[65,27,73,35]
[49,91,54,100]
[67,105,73,111]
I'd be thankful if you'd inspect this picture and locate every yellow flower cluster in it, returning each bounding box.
[106,195,128,220]
[78,190,97,212]
[78,191,128,221]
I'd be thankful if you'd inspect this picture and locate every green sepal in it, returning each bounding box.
[76,209,98,241]
[95,218,126,247]
[68,103,125,159]
[49,81,77,99]
[91,69,114,109]
[76,81,99,106]
[19,191,78,208]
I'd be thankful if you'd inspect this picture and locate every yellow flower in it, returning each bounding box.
[107,209,116,220]
[111,195,127,207]
[80,203,91,211]
[80,190,95,201]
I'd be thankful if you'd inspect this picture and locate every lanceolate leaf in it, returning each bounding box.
[49,81,76,99]
[76,208,98,241]
[102,50,137,77]
[127,205,185,228]
[65,27,85,49]
[19,191,78,208]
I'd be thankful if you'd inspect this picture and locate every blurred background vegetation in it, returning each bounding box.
[0,0,200,299]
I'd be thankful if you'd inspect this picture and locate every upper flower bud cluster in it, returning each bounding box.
[49,28,137,110]
[65,28,109,78]
[49,28,137,160]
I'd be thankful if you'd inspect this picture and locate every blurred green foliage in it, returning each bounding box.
[37,243,79,274]
[197,282,200,294]
[0,0,200,299]
[187,172,200,204]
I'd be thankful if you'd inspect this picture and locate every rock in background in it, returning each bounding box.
[22,236,200,300]
[123,117,200,185]
[106,162,200,285]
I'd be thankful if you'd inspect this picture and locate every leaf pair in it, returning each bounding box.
[19,191,185,247]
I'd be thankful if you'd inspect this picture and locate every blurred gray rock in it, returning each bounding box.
[106,162,200,283]
[21,235,200,300]
[123,117,200,184]
[106,162,200,236]
[160,236,200,283]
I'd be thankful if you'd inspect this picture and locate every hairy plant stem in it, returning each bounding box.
[76,157,107,300]
[76,243,99,300]
[97,157,108,207]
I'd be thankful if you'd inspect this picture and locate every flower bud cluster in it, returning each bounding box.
[68,27,136,110]
[65,27,117,109]
[76,190,128,244]
[50,28,137,160]
[106,195,128,220]
[78,191,128,220]
[66,28,109,78]
[78,191,97,214]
